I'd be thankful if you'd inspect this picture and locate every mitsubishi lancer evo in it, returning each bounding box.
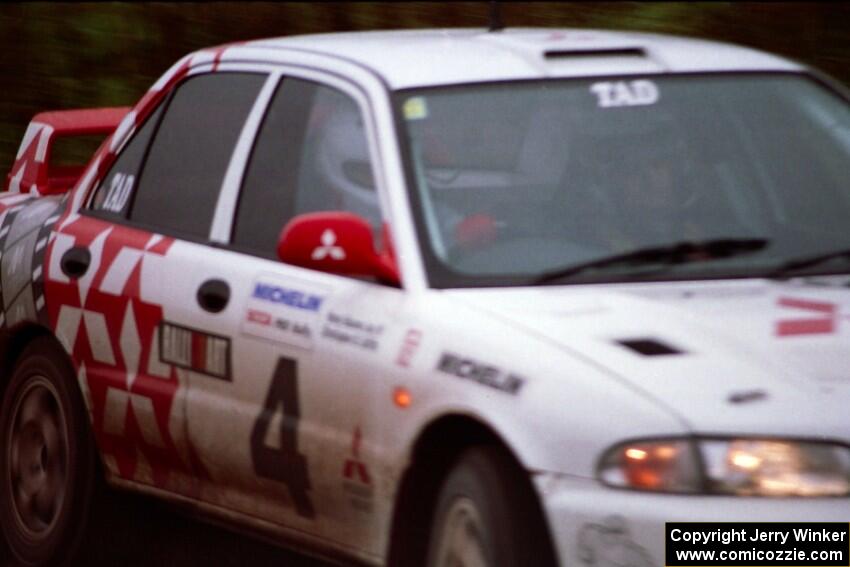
[0,27,848,567]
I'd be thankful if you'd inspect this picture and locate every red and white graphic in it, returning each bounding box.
[44,218,205,488]
[312,229,346,261]
[342,426,371,485]
[775,296,842,337]
[395,329,423,368]
[6,122,52,195]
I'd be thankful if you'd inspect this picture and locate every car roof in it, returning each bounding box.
[248,28,803,89]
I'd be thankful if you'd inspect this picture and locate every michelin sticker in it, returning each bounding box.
[436,352,525,395]
[590,79,659,108]
[241,275,329,349]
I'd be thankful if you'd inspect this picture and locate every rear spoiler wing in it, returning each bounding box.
[5,106,131,196]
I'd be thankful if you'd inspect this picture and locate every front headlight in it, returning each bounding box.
[598,437,850,497]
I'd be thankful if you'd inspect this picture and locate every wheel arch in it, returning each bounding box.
[386,412,558,567]
[0,323,58,394]
[0,324,98,447]
[0,323,89,424]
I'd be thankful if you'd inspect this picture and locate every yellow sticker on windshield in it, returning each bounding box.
[404,97,428,120]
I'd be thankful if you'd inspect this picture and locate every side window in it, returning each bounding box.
[130,72,266,239]
[90,104,165,218]
[232,78,380,259]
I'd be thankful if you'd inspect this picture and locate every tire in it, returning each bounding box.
[425,446,557,567]
[0,337,98,566]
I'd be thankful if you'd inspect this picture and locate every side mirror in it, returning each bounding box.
[277,212,400,286]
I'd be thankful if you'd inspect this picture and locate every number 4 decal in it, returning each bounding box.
[250,357,315,519]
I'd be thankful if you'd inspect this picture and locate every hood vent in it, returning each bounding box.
[616,338,683,356]
[728,389,768,404]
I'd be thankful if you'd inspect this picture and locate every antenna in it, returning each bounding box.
[489,1,504,32]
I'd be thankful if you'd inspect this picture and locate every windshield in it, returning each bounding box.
[395,74,850,287]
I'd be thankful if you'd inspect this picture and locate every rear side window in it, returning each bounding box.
[130,72,266,239]
[91,104,164,218]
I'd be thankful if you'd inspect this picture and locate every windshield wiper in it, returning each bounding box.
[533,238,770,285]
[766,248,850,279]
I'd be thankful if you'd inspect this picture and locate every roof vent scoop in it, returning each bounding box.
[544,47,647,60]
[615,338,683,356]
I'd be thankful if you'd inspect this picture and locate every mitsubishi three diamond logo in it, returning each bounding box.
[311,229,346,261]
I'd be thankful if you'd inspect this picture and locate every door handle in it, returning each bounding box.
[197,279,230,313]
[60,247,91,279]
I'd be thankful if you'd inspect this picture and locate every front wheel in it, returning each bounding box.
[426,446,557,567]
[0,337,98,566]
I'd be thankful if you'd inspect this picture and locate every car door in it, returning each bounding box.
[178,71,407,554]
[47,70,269,498]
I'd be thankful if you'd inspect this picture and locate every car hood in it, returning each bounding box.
[444,276,850,441]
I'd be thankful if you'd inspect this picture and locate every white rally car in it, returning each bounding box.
[1,27,849,567]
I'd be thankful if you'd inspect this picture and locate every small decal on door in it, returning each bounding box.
[159,321,231,381]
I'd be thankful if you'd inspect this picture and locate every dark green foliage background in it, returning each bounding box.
[1,2,848,177]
